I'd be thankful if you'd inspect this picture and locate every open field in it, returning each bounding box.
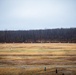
[0,43,76,75]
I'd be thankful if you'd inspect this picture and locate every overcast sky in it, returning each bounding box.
[0,0,76,30]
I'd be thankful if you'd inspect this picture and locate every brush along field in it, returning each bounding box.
[0,43,76,75]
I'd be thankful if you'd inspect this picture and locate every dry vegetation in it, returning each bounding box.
[0,43,76,75]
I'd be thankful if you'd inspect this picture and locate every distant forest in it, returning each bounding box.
[0,28,76,43]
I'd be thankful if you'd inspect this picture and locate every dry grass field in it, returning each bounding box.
[0,43,76,75]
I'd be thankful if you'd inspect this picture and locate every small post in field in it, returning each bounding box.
[44,67,46,71]
[56,69,58,73]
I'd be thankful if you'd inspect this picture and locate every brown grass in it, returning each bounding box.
[0,43,76,75]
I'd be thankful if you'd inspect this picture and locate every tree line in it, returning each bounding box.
[0,28,76,43]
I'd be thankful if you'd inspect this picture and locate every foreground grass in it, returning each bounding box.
[0,67,76,75]
[0,43,76,75]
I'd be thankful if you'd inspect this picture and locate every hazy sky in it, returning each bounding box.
[0,0,76,30]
